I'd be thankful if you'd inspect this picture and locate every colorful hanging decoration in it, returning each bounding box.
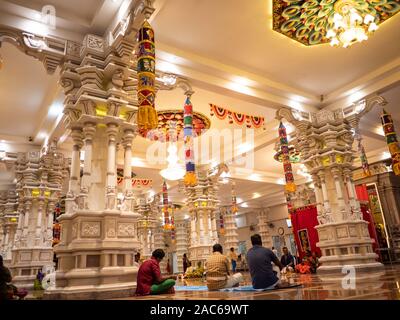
[162,180,172,230]
[285,193,294,220]
[219,209,225,235]
[183,97,197,186]
[170,210,176,244]
[117,178,152,187]
[278,122,296,193]
[355,129,371,177]
[209,103,265,129]
[381,109,400,176]
[274,145,301,163]
[231,183,238,214]
[137,20,158,130]
[52,222,61,246]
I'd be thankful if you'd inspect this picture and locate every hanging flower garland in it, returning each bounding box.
[184,97,197,186]
[162,180,172,230]
[209,103,265,129]
[137,20,158,130]
[231,182,238,214]
[170,209,176,244]
[278,122,296,193]
[381,109,400,176]
[355,129,371,177]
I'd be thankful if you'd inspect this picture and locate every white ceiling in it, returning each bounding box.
[0,0,399,211]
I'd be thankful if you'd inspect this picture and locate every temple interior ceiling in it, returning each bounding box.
[0,0,400,211]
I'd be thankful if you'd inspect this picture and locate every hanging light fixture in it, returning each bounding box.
[326,0,379,48]
[159,121,185,180]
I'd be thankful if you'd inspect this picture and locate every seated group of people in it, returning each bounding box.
[136,233,305,296]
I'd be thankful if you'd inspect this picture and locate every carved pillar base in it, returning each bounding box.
[44,210,140,299]
[316,220,384,273]
[10,247,54,289]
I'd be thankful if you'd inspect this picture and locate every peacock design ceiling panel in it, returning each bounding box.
[272,0,400,46]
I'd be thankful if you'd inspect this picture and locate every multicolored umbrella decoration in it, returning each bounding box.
[183,97,197,186]
[137,20,158,130]
[381,109,400,176]
[278,122,296,193]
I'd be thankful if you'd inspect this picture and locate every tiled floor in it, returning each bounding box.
[118,265,400,300]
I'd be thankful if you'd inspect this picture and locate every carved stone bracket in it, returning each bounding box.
[0,27,81,74]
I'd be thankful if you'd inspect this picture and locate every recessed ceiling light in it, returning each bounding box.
[252,192,261,199]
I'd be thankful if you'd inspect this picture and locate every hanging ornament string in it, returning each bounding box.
[209,104,265,129]
[279,122,296,193]
[170,208,176,244]
[231,182,238,214]
[355,128,371,177]
[184,96,197,186]
[219,208,225,235]
[137,20,158,130]
[162,180,172,230]
[381,109,400,176]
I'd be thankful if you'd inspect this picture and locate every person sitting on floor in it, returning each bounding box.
[280,247,295,272]
[246,234,284,290]
[0,255,12,301]
[135,249,176,296]
[205,244,243,291]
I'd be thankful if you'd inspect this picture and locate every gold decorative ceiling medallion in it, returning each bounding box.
[272,0,400,47]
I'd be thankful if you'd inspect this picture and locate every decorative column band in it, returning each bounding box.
[137,20,158,130]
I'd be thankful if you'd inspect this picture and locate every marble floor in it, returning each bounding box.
[117,265,400,300]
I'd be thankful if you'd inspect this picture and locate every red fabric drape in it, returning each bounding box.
[290,205,321,260]
[360,203,381,259]
[355,184,369,202]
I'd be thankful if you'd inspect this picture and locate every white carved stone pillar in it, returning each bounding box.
[11,142,66,288]
[69,128,83,196]
[224,209,238,253]
[257,208,272,248]
[331,167,347,221]
[121,129,135,211]
[277,102,385,274]
[175,216,187,273]
[105,123,118,211]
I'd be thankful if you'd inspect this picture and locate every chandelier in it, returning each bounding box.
[326,0,379,48]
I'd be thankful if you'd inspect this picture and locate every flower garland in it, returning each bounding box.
[137,20,158,130]
[184,97,197,186]
[381,109,400,176]
[170,212,176,244]
[355,129,371,177]
[209,103,265,129]
[279,122,296,193]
